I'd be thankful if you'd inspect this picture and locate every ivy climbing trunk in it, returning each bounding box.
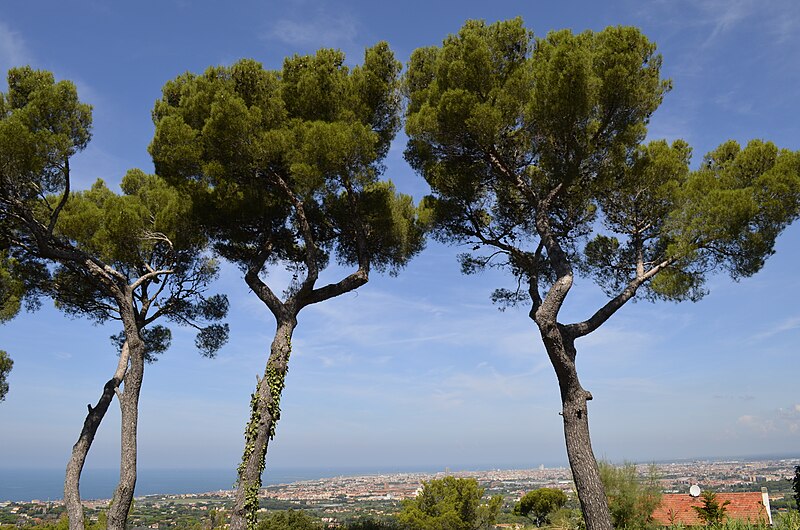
[538,324,612,530]
[231,318,297,530]
[107,323,145,530]
[64,342,131,530]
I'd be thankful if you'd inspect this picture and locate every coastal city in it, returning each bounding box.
[1,458,796,528]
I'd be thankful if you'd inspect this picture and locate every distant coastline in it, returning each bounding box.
[1,454,797,503]
[0,466,449,502]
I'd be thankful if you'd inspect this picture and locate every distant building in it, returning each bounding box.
[651,488,772,527]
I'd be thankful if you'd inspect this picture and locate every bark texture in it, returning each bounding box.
[64,343,130,530]
[107,324,145,530]
[230,319,296,530]
[535,326,612,530]
[530,209,614,530]
[548,335,610,530]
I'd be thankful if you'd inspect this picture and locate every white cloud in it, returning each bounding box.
[640,0,799,50]
[698,0,757,47]
[440,365,543,401]
[736,414,774,434]
[0,20,31,74]
[713,90,754,115]
[262,12,357,51]
[767,5,800,43]
[317,352,354,368]
[751,315,800,340]
[736,403,800,436]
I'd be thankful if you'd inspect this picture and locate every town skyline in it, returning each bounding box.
[2,457,796,509]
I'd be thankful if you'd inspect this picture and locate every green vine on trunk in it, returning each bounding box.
[243,482,260,530]
[237,390,261,478]
[238,332,292,530]
[237,390,263,530]
[265,333,291,439]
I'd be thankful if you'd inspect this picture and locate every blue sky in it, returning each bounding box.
[0,0,799,477]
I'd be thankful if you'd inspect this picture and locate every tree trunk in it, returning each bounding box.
[230,318,296,530]
[107,334,145,530]
[64,342,131,530]
[539,326,612,530]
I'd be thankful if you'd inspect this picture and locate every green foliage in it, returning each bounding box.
[0,251,30,321]
[239,391,264,530]
[0,67,229,358]
[257,510,321,530]
[0,66,92,403]
[49,172,229,357]
[598,463,661,530]
[793,465,800,511]
[692,491,731,527]
[0,66,92,201]
[549,507,587,530]
[149,44,424,282]
[0,64,85,323]
[405,17,800,306]
[405,19,800,530]
[110,325,172,364]
[397,476,502,530]
[514,488,568,526]
[343,519,403,530]
[774,510,800,530]
[21,514,71,530]
[0,349,12,401]
[87,511,107,530]
[406,19,667,250]
[151,45,424,530]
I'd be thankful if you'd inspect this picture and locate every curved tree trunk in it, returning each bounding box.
[539,326,612,530]
[230,318,297,530]
[64,342,131,530]
[107,333,145,530]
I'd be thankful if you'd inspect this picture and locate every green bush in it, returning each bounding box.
[599,462,662,530]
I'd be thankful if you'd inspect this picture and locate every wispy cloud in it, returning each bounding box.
[697,0,757,48]
[736,403,800,435]
[262,11,358,51]
[440,365,545,401]
[0,20,32,73]
[751,315,800,340]
[637,0,757,47]
[713,90,754,115]
[766,4,800,44]
[640,0,799,50]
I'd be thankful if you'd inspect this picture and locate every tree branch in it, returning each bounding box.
[244,241,285,318]
[139,268,170,319]
[47,157,71,234]
[527,241,545,319]
[299,267,369,308]
[487,146,538,204]
[268,170,320,290]
[566,258,674,338]
[130,269,174,292]
[534,204,573,323]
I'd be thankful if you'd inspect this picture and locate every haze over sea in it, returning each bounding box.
[0,466,453,502]
[3,453,796,502]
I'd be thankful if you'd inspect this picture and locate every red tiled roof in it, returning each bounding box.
[651,492,769,526]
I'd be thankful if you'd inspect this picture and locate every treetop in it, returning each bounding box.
[406,18,800,311]
[150,43,424,313]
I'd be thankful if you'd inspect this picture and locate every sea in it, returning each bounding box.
[3,453,794,503]
[0,466,447,503]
